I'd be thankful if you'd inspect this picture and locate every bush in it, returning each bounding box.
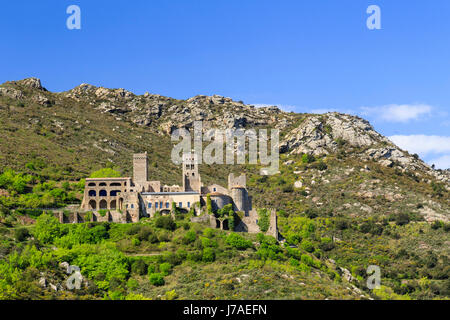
[395,213,410,226]
[202,248,215,262]
[136,227,154,241]
[32,213,61,244]
[15,228,30,242]
[226,233,252,250]
[300,254,314,266]
[159,262,172,276]
[155,216,176,231]
[149,273,165,286]
[301,153,315,164]
[301,240,314,253]
[131,260,147,275]
[431,221,444,230]
[318,237,334,251]
[187,251,203,262]
[182,230,197,245]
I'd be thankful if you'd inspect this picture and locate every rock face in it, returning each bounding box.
[62,83,296,134]
[280,112,390,156]
[280,112,450,183]
[18,77,46,91]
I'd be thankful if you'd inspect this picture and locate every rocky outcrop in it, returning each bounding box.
[280,112,390,156]
[280,112,450,184]
[17,77,46,91]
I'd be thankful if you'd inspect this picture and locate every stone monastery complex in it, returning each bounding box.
[70,152,278,237]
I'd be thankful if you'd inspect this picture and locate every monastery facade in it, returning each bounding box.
[77,152,277,237]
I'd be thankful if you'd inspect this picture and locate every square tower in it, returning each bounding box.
[133,153,148,185]
[182,152,201,192]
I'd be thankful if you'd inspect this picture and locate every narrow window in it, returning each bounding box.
[148,203,152,209]
[179,202,182,208]
[155,202,158,209]
[166,202,169,209]
[187,202,190,208]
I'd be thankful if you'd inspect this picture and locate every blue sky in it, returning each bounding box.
[1,1,449,168]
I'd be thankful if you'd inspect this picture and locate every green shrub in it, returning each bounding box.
[32,213,61,244]
[127,279,139,290]
[301,153,315,164]
[15,228,30,242]
[225,233,252,250]
[159,262,172,276]
[301,240,314,253]
[318,237,334,251]
[149,273,165,286]
[202,248,216,262]
[182,230,197,245]
[203,228,215,238]
[131,260,147,275]
[155,216,176,231]
[187,251,203,262]
[300,254,314,266]
[395,213,410,226]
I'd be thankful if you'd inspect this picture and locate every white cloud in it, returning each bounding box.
[389,135,450,169]
[428,155,450,170]
[389,135,450,155]
[361,104,433,123]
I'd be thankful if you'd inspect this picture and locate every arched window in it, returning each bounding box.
[88,190,97,197]
[89,200,97,210]
[99,182,107,186]
[110,182,121,187]
[99,190,107,197]
[110,190,121,196]
[99,200,107,209]
[88,182,96,187]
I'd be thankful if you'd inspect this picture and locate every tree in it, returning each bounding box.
[33,213,61,244]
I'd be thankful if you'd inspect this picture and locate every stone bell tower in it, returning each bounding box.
[133,153,148,186]
[182,152,201,193]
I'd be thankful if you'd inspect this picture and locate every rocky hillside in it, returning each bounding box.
[1,78,450,301]
[0,78,449,216]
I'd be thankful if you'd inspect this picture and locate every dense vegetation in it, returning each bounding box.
[0,204,448,299]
